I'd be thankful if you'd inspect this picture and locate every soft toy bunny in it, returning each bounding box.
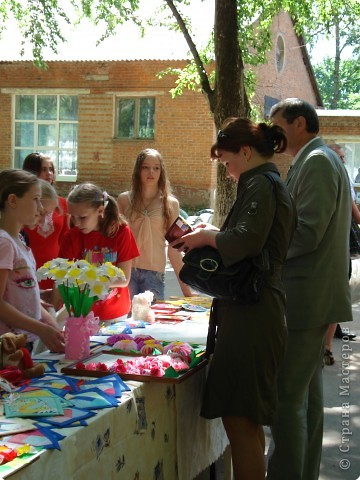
[0,333,45,383]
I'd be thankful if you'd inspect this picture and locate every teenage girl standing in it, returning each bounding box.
[60,183,139,321]
[117,148,192,300]
[0,169,64,352]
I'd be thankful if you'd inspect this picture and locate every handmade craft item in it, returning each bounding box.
[37,258,125,360]
[131,290,155,323]
[0,333,45,383]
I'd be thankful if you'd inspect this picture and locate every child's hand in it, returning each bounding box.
[39,324,65,353]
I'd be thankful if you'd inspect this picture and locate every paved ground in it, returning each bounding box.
[164,268,360,480]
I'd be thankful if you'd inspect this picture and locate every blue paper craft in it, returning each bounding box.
[4,425,63,450]
[98,320,146,336]
[90,373,131,392]
[79,380,121,398]
[67,388,119,410]
[28,373,79,393]
[13,388,73,408]
[4,395,64,418]
[80,374,130,395]
[39,407,95,427]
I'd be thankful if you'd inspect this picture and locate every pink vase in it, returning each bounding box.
[64,312,100,360]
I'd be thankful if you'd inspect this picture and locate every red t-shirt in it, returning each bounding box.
[59,225,139,321]
[24,196,69,289]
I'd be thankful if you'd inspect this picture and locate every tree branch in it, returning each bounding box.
[164,0,214,110]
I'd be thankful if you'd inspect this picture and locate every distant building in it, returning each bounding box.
[1,11,358,207]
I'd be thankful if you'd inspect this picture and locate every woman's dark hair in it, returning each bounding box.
[210,117,287,160]
[0,169,39,211]
[270,98,319,134]
[23,153,55,179]
[67,183,127,237]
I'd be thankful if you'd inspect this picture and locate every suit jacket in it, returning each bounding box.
[283,137,353,329]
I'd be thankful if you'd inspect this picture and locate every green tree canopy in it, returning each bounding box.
[313,57,360,109]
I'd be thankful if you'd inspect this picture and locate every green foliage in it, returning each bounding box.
[0,0,142,67]
[312,56,360,109]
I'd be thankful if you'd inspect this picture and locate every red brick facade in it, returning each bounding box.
[1,11,357,209]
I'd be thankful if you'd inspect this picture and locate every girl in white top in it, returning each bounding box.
[118,149,192,300]
[0,169,64,353]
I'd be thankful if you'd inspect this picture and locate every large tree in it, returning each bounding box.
[0,0,282,224]
[304,0,360,109]
[313,57,360,109]
[2,0,358,222]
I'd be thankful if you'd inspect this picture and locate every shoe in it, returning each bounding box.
[324,349,335,366]
[334,324,356,340]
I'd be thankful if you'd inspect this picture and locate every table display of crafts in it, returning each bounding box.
[61,334,208,383]
[0,370,130,476]
[98,294,212,336]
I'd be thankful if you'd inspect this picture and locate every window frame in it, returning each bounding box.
[114,92,157,140]
[7,88,88,182]
[323,135,360,187]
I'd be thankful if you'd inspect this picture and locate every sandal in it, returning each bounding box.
[324,349,335,366]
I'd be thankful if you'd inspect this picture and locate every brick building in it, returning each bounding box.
[0,11,359,208]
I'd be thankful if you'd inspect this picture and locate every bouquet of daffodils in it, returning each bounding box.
[37,258,126,317]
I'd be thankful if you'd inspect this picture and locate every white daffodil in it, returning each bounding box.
[37,258,126,317]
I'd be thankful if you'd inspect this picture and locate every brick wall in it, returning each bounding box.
[0,60,216,207]
[2,11,353,208]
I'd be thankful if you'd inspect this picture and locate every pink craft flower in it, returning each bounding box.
[76,362,86,369]
[140,340,164,356]
[107,333,133,346]
[163,342,192,362]
[96,362,109,372]
[133,334,154,344]
[112,339,138,351]
[85,363,97,370]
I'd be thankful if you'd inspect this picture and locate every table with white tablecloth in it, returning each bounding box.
[6,315,229,480]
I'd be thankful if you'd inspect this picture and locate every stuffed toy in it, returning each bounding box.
[0,332,45,384]
[131,290,155,323]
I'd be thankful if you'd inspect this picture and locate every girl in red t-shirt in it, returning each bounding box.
[59,183,139,321]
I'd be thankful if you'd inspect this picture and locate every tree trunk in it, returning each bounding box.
[331,19,341,109]
[212,0,250,226]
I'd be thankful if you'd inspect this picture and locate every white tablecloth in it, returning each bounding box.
[6,315,229,480]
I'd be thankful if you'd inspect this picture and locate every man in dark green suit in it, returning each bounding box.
[267,98,353,480]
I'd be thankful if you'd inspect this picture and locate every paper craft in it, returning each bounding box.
[79,380,122,397]
[39,407,94,427]
[4,395,64,418]
[83,374,130,393]
[99,320,146,336]
[181,303,208,312]
[66,388,118,410]
[4,425,63,449]
[154,314,190,323]
[13,388,73,408]
[0,418,35,437]
[27,373,79,394]
[0,444,42,476]
[61,351,208,383]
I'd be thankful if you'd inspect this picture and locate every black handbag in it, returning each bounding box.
[178,172,285,303]
[350,219,360,256]
[179,246,270,303]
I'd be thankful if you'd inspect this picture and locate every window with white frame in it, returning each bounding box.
[14,94,78,180]
[116,97,155,139]
[332,141,360,183]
